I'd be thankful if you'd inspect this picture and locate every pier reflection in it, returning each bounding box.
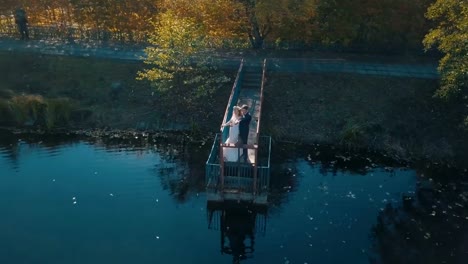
[207,202,267,263]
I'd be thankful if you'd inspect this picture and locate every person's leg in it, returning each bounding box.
[24,25,29,40]
[19,23,27,40]
[17,24,23,40]
[241,135,248,162]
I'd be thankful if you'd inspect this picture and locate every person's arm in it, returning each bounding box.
[221,120,232,128]
[239,114,251,123]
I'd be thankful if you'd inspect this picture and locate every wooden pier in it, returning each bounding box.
[205,59,271,205]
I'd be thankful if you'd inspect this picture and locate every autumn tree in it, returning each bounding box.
[424,0,467,99]
[239,0,319,48]
[157,0,245,48]
[316,0,432,51]
[137,11,230,103]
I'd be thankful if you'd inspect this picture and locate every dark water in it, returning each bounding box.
[0,132,467,264]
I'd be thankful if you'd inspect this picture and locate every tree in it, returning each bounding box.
[137,11,230,104]
[158,0,247,48]
[241,0,319,48]
[423,0,468,99]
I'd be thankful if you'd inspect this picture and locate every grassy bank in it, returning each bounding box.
[0,51,232,131]
[263,73,468,163]
[0,51,466,164]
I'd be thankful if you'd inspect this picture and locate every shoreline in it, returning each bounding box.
[1,126,465,171]
[1,52,466,169]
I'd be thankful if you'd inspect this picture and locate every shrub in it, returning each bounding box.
[6,95,73,129]
[45,98,72,129]
[0,99,14,125]
[10,95,47,125]
[340,121,365,148]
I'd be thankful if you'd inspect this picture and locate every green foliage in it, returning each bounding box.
[424,0,468,99]
[138,11,230,102]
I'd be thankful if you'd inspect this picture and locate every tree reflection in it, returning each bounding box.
[372,166,468,264]
[0,129,79,170]
[207,202,267,263]
[87,133,208,203]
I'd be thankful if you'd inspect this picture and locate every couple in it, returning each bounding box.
[221,104,252,162]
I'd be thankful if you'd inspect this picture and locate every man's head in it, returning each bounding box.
[240,104,249,115]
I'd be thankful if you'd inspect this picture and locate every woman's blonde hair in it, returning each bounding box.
[232,106,241,117]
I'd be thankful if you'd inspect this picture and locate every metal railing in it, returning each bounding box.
[220,59,244,143]
[257,136,271,193]
[206,58,271,202]
[251,58,267,194]
[207,208,267,237]
[206,134,271,195]
[206,133,221,192]
[219,59,244,191]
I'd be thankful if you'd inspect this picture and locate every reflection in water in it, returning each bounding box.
[372,165,468,264]
[1,129,467,263]
[208,202,267,263]
[0,129,207,202]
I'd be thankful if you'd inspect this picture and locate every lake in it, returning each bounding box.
[0,131,466,264]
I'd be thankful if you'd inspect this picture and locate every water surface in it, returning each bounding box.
[0,132,466,263]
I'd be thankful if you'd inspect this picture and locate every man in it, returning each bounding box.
[15,8,29,40]
[238,104,252,162]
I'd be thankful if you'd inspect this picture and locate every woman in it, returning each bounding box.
[221,106,242,162]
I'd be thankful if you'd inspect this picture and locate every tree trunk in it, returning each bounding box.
[243,1,264,49]
[247,14,263,49]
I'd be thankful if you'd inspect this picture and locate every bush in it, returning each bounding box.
[10,95,47,126]
[6,95,73,129]
[45,98,72,129]
[340,121,366,148]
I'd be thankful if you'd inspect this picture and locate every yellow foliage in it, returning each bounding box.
[159,0,247,46]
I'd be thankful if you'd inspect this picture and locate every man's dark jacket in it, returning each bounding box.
[238,112,251,144]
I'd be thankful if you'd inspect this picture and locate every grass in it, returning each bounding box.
[1,50,464,163]
[45,98,72,129]
[0,51,233,131]
[0,94,74,129]
[263,72,467,163]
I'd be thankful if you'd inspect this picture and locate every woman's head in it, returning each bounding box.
[232,106,241,118]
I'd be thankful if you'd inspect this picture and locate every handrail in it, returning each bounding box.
[252,59,267,195]
[256,59,267,143]
[220,59,244,142]
[205,133,220,165]
[220,143,258,149]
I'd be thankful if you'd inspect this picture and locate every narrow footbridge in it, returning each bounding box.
[206,59,271,205]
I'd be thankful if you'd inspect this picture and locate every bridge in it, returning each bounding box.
[205,59,272,205]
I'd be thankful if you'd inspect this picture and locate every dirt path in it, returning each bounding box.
[0,38,439,79]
